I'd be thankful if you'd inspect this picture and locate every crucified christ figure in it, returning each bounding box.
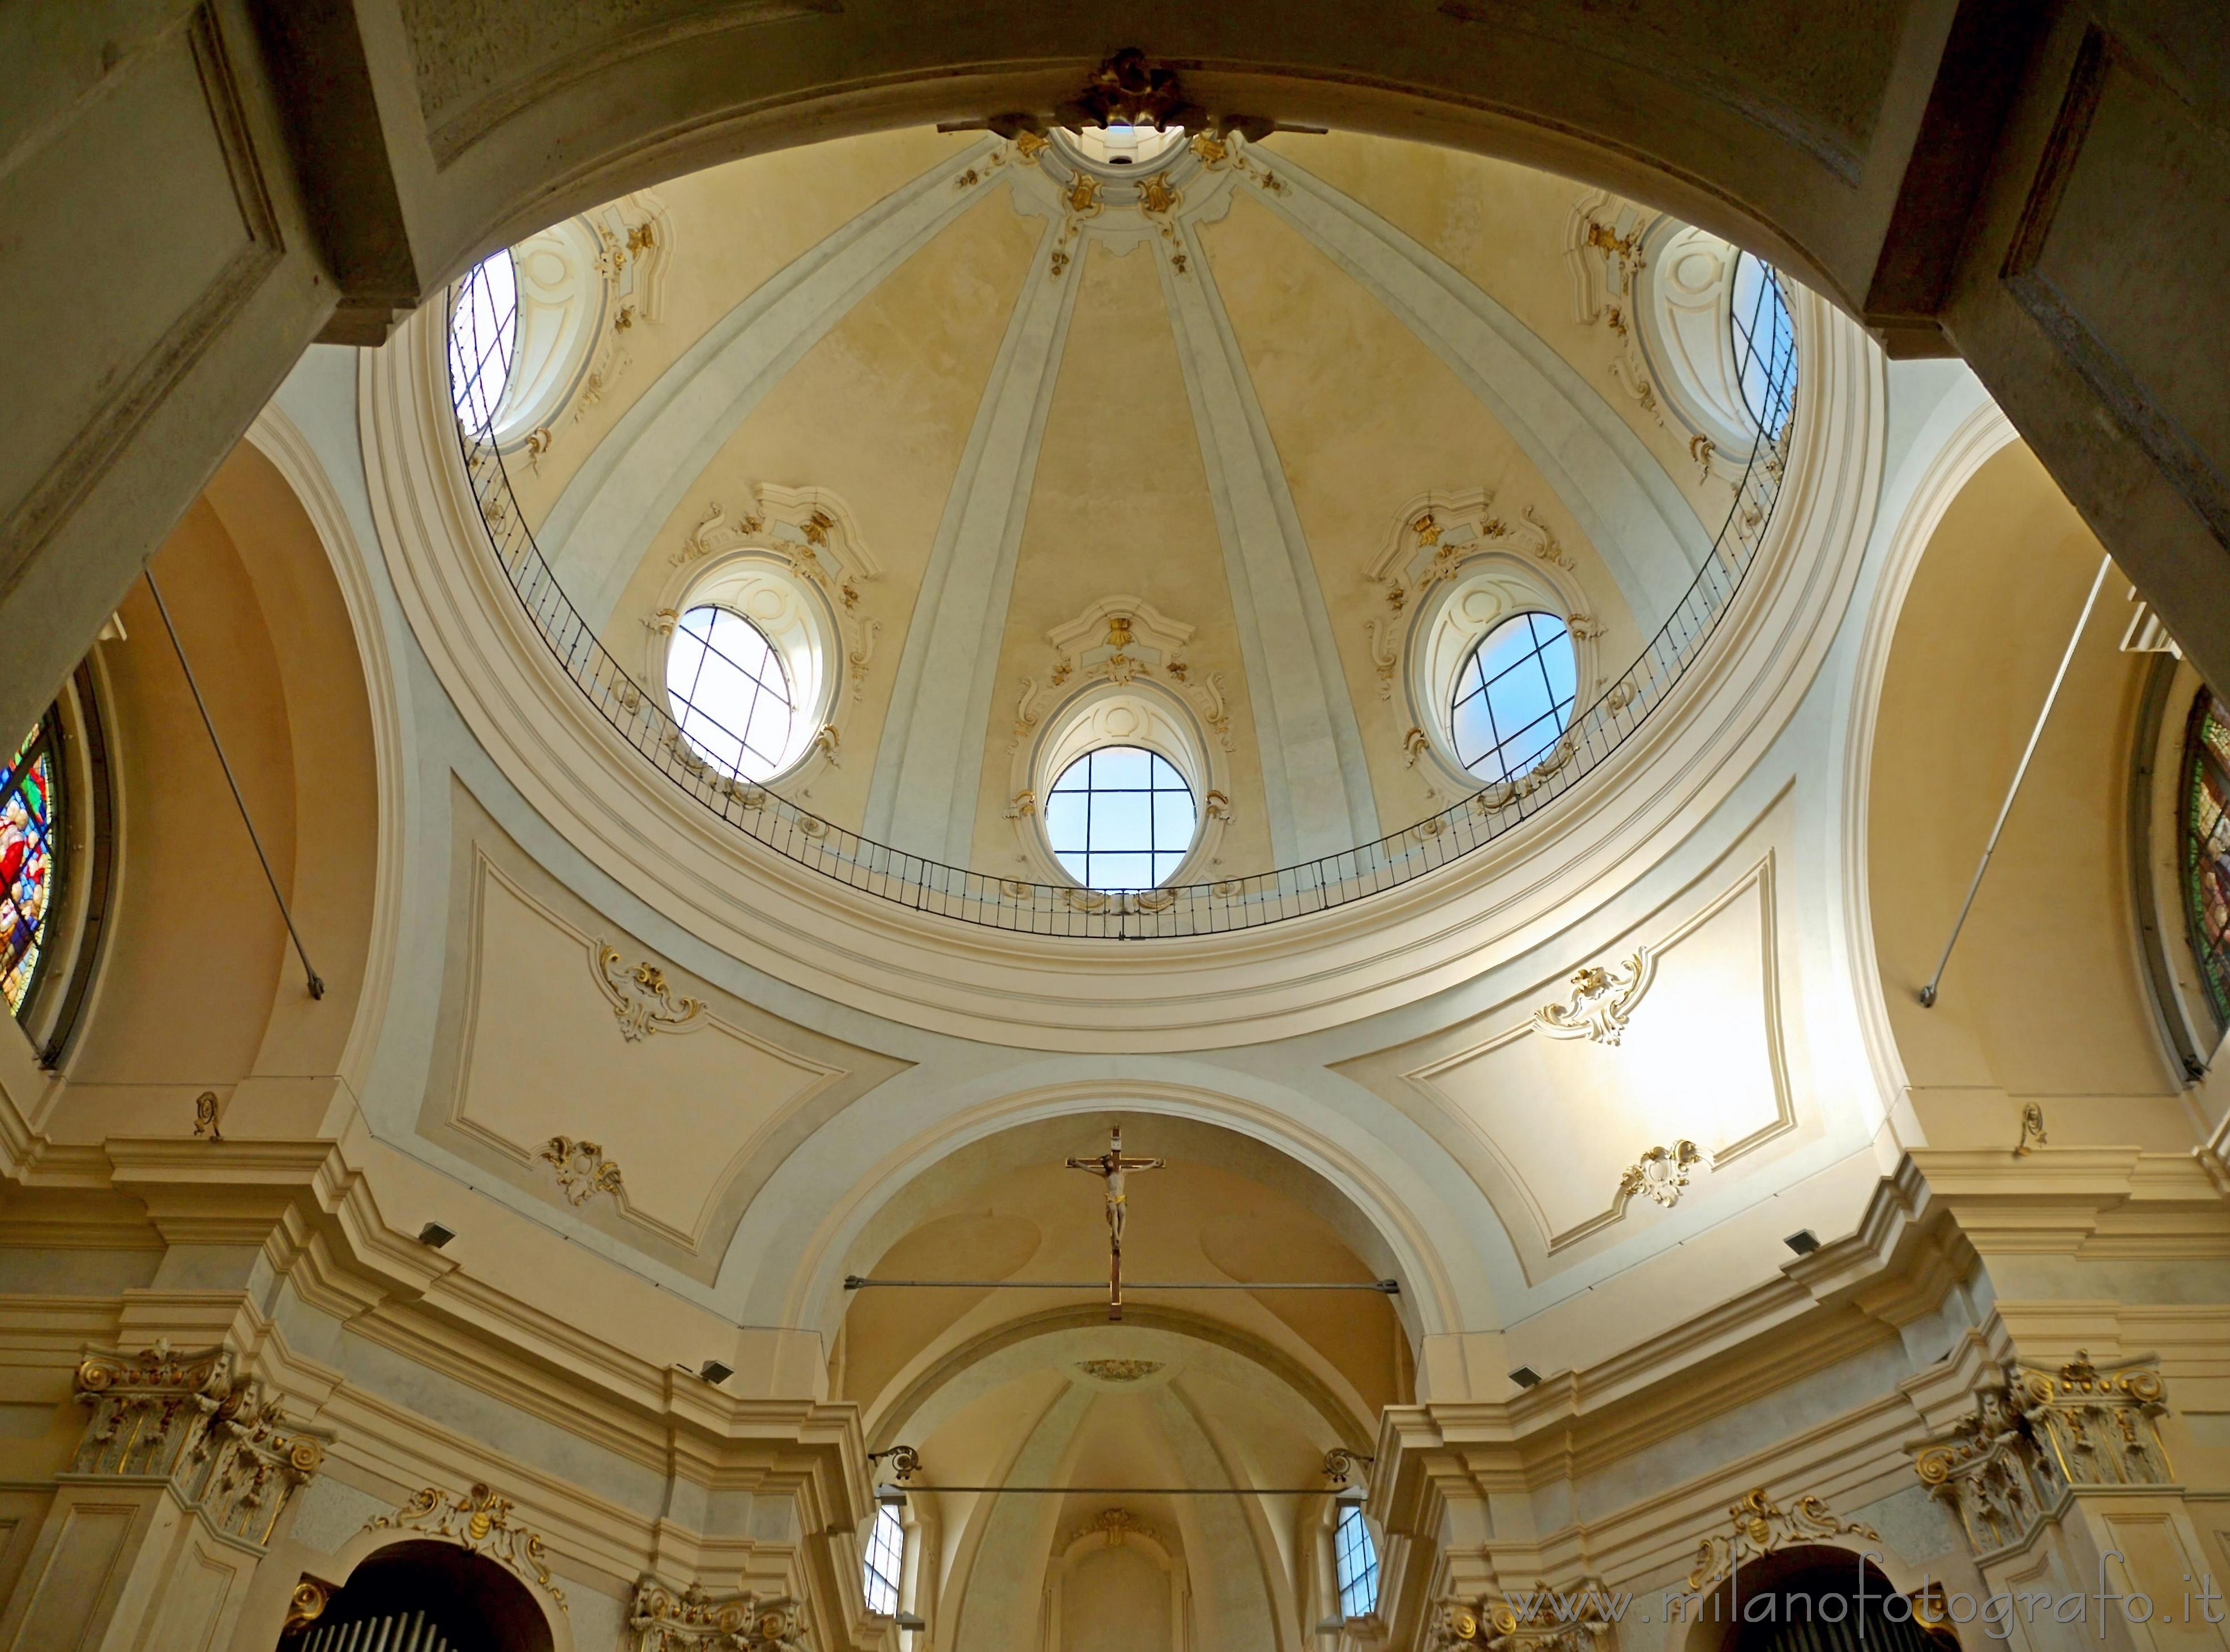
[1065,1126,1165,1319]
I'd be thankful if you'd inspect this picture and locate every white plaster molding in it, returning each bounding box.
[1159,155,1382,861]
[861,198,1084,862]
[537,138,1003,629]
[1832,381,2016,1139]
[243,402,407,1110]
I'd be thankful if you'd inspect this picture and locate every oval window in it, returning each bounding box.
[1450,612,1577,784]
[664,604,801,782]
[1044,745,1197,889]
[448,251,519,433]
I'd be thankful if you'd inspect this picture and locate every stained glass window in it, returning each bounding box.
[1334,1502,1380,1619]
[863,1503,904,1616]
[2181,691,2230,1028]
[1,716,60,1017]
[1450,612,1578,784]
[1045,745,1197,889]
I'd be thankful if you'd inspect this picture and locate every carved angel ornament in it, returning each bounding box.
[72,1342,327,1549]
[631,1577,808,1651]
[1433,1586,1619,1652]
[1533,950,1655,1045]
[1910,1352,2171,1560]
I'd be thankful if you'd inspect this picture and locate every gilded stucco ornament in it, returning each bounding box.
[1565,190,1662,424]
[1533,950,1655,1045]
[368,1482,567,1610]
[1686,1488,1881,1591]
[1910,1352,2171,1559]
[595,942,706,1041]
[1077,1358,1163,1382]
[192,1090,222,1141]
[630,1578,806,1651]
[1616,1139,1702,1208]
[1434,1586,1618,1652]
[72,1343,327,1548]
[539,1136,625,1206]
[1069,1507,1155,1548]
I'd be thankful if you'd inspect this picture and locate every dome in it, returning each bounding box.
[394,125,1814,1011]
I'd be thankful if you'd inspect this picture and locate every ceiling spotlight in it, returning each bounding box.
[1784,1229,1821,1256]
[894,1612,926,1630]
[697,1360,734,1386]
[1508,1365,1541,1389]
[417,1222,455,1249]
[875,1484,909,1508]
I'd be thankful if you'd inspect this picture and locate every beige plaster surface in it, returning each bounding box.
[510,129,982,522]
[1200,190,1641,833]
[1869,441,2192,1145]
[596,187,1043,832]
[965,234,1275,876]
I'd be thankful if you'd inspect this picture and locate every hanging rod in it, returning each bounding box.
[145,570,324,1000]
[844,1277,1399,1292]
[888,1485,1348,1496]
[1918,553,2111,1009]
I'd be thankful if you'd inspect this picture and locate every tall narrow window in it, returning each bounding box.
[1,714,61,1018]
[863,1504,904,1616]
[2181,691,2230,1028]
[1450,611,1577,784]
[1334,1503,1379,1619]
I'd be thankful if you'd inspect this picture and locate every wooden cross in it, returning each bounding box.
[1063,1126,1166,1321]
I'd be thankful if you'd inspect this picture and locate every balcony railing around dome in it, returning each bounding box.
[447,261,1797,940]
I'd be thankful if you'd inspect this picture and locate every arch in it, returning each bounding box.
[280,1528,573,1652]
[1680,1543,1943,1652]
[1861,434,2188,1120]
[49,436,385,1139]
[1833,382,2017,1136]
[745,1079,1472,1339]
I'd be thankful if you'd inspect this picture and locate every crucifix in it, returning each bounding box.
[1065,1126,1165,1321]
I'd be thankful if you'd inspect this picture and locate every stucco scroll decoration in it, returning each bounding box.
[1533,950,1655,1046]
[1686,1488,1881,1591]
[1011,598,1234,754]
[1910,1352,2169,1560]
[368,1482,568,1611]
[72,1342,327,1549]
[1565,189,1662,425]
[630,1577,808,1651]
[1069,1507,1156,1548]
[1433,1586,1619,1651]
[540,1136,625,1206]
[594,942,706,1041]
[1616,1139,1702,1209]
[1078,1358,1164,1382]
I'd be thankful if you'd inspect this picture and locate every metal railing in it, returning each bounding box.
[447,257,1797,939]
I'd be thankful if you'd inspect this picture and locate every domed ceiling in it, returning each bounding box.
[475,124,1751,882]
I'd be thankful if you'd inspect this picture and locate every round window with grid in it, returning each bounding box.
[1044,745,1198,890]
[665,604,801,782]
[1450,611,1578,784]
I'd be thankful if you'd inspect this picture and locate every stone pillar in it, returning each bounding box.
[0,1342,323,1652]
